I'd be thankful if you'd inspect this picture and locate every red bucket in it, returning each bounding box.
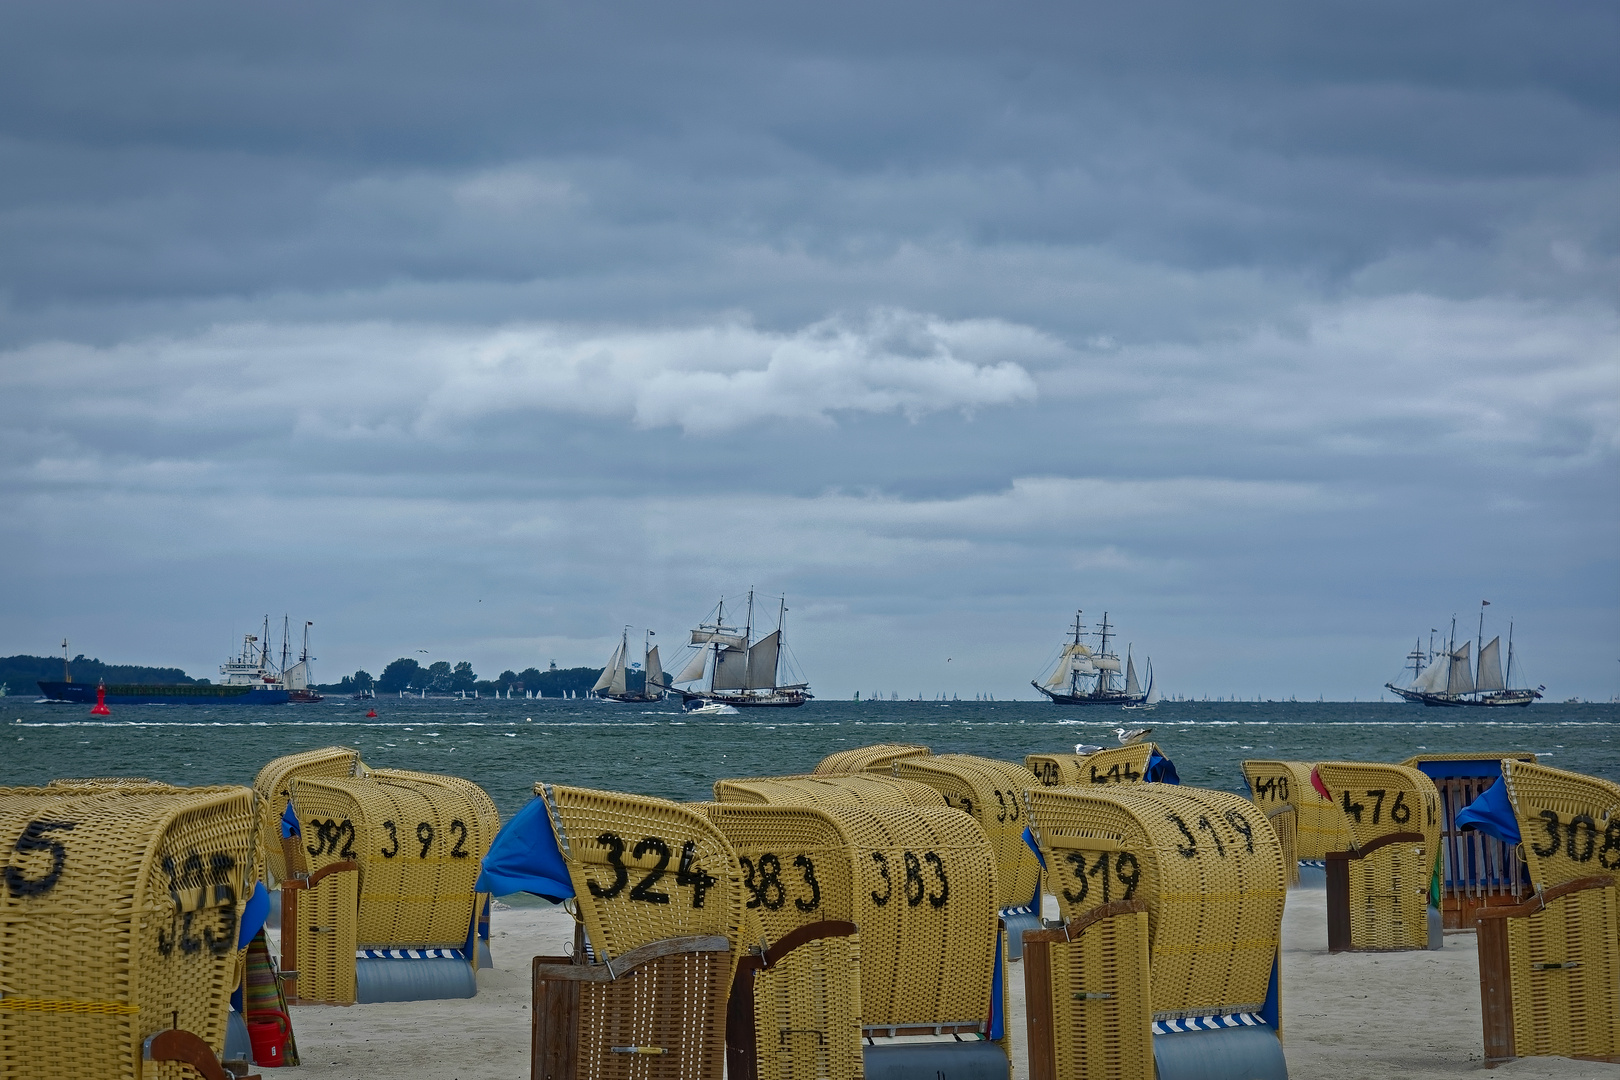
[247,1010,291,1068]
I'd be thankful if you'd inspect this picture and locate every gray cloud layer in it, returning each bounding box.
[1,1,1615,698]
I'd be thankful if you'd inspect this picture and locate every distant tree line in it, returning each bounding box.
[318,659,603,697]
[0,654,200,693]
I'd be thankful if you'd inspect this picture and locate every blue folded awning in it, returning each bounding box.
[475,795,575,902]
[1456,778,1520,847]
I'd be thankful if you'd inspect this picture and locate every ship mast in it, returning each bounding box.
[1071,610,1084,695]
[1477,601,1488,686]
[1098,612,1114,696]
[61,638,71,683]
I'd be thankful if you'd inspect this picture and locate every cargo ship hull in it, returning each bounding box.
[37,681,291,706]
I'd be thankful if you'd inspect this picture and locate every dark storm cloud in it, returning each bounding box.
[0,0,1615,697]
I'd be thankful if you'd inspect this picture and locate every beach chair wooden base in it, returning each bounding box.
[1325,832,1432,952]
[1024,901,1154,1080]
[725,921,862,1080]
[143,1027,261,1080]
[1477,876,1620,1068]
[278,859,360,1005]
[532,935,732,1080]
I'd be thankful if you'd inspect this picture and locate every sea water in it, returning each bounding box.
[4,698,1616,817]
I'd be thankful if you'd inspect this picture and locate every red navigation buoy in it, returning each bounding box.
[90,682,111,716]
[366,708,378,718]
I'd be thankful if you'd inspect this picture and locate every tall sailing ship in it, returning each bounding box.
[1032,610,1156,707]
[671,591,811,709]
[590,628,667,703]
[1385,604,1543,707]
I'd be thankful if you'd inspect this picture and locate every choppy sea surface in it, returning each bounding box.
[4,697,1616,818]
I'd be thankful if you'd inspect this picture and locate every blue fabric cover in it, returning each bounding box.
[475,795,576,902]
[988,926,1004,1040]
[1145,751,1179,784]
[238,880,270,949]
[1021,825,1046,870]
[280,801,300,838]
[1456,778,1521,846]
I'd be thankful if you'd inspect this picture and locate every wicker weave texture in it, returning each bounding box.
[892,754,1043,911]
[1266,807,1301,887]
[712,774,945,810]
[1047,909,1154,1080]
[46,777,153,788]
[544,786,745,971]
[1026,784,1285,1017]
[1500,760,1620,892]
[252,747,364,884]
[700,803,997,1029]
[574,950,730,1080]
[752,934,864,1080]
[1240,760,1350,860]
[296,866,359,1005]
[0,784,255,1080]
[1033,744,1159,790]
[1312,762,1441,857]
[1346,842,1432,950]
[1506,883,1620,1060]
[811,745,931,776]
[289,771,495,948]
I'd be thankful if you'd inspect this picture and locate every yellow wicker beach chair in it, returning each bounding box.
[812,743,931,775]
[252,747,365,885]
[1028,744,1160,789]
[699,802,998,1028]
[1264,805,1300,887]
[725,922,864,1080]
[892,755,1043,912]
[1240,759,1352,862]
[0,783,256,1080]
[1313,762,1441,952]
[46,776,153,787]
[1401,753,1537,928]
[713,772,946,809]
[530,785,757,1080]
[1469,761,1620,1067]
[1023,901,1155,1080]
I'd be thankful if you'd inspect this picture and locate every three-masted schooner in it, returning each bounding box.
[1385,604,1543,707]
[671,591,811,709]
[591,628,667,703]
[1032,610,1156,707]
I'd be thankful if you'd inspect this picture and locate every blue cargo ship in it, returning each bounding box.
[36,618,317,706]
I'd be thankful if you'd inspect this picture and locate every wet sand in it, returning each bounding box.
[278,887,1620,1079]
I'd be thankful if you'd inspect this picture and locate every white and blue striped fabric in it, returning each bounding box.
[358,948,469,961]
[1152,1012,1265,1035]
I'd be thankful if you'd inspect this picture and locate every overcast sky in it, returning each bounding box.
[2,1,1615,700]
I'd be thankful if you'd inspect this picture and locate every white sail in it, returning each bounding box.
[744,630,781,690]
[674,649,709,684]
[1144,662,1159,704]
[1044,662,1073,689]
[691,629,748,650]
[1123,650,1141,697]
[1092,656,1122,673]
[645,645,663,692]
[593,640,625,693]
[1446,641,1474,695]
[1476,636,1505,692]
[711,646,749,690]
[282,660,309,690]
[1412,654,1449,694]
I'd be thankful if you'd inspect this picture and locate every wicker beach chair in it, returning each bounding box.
[713,772,947,810]
[1240,760,1351,864]
[1400,753,1537,928]
[1313,762,1441,952]
[1470,761,1620,1067]
[530,784,746,1080]
[0,783,257,1080]
[1027,744,1159,789]
[285,769,498,1003]
[812,743,931,775]
[1024,783,1288,1080]
[252,747,365,886]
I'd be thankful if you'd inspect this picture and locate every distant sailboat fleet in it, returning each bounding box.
[1386,602,1544,707]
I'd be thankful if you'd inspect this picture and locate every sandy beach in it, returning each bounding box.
[273,885,1620,1080]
